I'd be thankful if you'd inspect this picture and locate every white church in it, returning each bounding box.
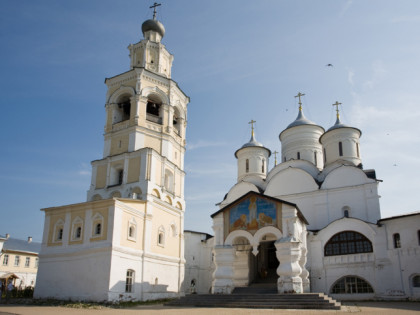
[34,10,420,302]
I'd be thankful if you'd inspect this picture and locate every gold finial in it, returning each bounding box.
[273,151,279,166]
[248,119,256,137]
[294,92,305,111]
[332,101,342,119]
[150,2,161,20]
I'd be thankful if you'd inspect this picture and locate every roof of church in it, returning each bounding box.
[211,191,309,225]
[2,238,41,255]
[377,211,420,223]
[326,116,362,135]
[287,109,319,129]
[234,134,271,158]
[142,18,165,37]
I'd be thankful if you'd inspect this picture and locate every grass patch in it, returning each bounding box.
[1,297,175,309]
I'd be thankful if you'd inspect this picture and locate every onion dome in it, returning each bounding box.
[235,122,271,182]
[326,116,361,135]
[285,109,318,129]
[235,130,271,158]
[142,19,165,38]
[320,102,362,167]
[279,95,324,169]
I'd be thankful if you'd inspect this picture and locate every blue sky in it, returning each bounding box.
[1,0,419,241]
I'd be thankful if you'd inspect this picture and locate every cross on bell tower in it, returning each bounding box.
[295,92,305,111]
[332,101,342,119]
[150,2,161,20]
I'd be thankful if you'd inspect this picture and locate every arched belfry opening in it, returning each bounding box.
[113,95,131,124]
[146,96,162,124]
[173,107,181,135]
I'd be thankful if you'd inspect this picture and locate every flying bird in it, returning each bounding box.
[326,64,334,67]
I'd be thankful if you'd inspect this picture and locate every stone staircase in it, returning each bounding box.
[166,285,341,310]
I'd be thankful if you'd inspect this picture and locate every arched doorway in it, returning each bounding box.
[254,234,279,284]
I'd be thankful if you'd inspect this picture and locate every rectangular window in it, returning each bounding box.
[314,152,317,165]
[35,258,39,268]
[125,270,134,293]
[297,152,300,159]
[25,257,30,267]
[14,255,20,266]
[356,143,360,158]
[339,142,343,156]
[2,254,9,266]
[393,233,401,248]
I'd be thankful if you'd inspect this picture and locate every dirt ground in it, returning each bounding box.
[0,301,419,315]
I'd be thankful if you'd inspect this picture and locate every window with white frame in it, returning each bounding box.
[2,254,9,266]
[54,219,64,242]
[25,257,30,267]
[91,213,104,237]
[125,269,135,293]
[331,276,374,294]
[128,217,137,241]
[35,258,39,268]
[164,169,174,193]
[158,226,165,247]
[71,217,84,241]
[14,255,20,266]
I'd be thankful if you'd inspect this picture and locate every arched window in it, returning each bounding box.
[413,275,420,288]
[342,206,350,218]
[417,230,420,246]
[112,95,131,124]
[324,231,372,256]
[118,170,123,185]
[54,219,65,242]
[58,228,63,240]
[393,233,401,248]
[125,269,134,293]
[71,217,83,241]
[95,223,101,235]
[245,159,249,173]
[356,143,360,158]
[128,217,137,241]
[92,212,104,238]
[158,226,165,246]
[339,142,343,156]
[164,169,174,193]
[331,276,374,294]
[173,107,182,135]
[297,152,300,159]
[262,159,265,173]
[314,151,317,165]
[146,98,162,124]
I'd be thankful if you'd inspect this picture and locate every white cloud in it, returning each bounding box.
[339,0,353,17]
[347,69,355,86]
[187,140,227,151]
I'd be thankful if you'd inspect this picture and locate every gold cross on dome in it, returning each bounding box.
[273,151,279,166]
[248,120,256,137]
[332,101,342,119]
[294,92,305,111]
[150,2,161,19]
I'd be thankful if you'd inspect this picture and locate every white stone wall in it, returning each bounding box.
[184,232,214,294]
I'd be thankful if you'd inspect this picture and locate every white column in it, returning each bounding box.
[211,245,235,294]
[275,238,303,293]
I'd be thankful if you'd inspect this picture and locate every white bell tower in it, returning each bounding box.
[87,7,190,208]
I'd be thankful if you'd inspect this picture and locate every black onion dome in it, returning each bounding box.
[142,19,165,38]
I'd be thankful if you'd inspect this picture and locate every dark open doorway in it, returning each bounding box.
[253,241,279,283]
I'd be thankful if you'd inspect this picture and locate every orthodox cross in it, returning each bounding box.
[332,101,342,119]
[294,92,305,111]
[150,2,161,19]
[273,151,279,166]
[248,119,256,137]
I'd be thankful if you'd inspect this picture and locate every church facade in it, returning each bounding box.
[187,99,420,300]
[35,14,189,302]
[33,10,420,302]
